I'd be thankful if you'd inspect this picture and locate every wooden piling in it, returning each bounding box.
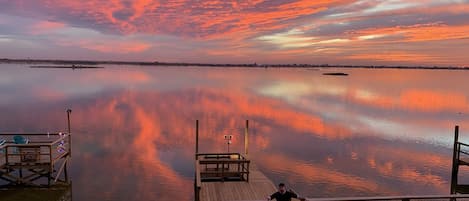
[244,120,249,156]
[67,109,72,156]
[196,120,199,159]
[451,125,460,194]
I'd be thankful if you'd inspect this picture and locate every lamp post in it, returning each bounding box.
[224,135,232,153]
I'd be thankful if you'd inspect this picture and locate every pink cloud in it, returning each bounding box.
[58,39,151,53]
[29,21,65,34]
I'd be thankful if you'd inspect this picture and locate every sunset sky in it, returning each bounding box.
[0,0,468,66]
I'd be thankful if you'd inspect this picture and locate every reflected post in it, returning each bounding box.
[195,119,199,159]
[451,125,459,194]
[245,120,249,156]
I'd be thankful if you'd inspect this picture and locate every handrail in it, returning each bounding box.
[0,133,69,147]
[460,150,469,156]
[0,132,67,136]
[458,142,469,147]
[1,133,70,166]
[197,153,242,157]
[50,134,69,146]
[306,194,469,201]
[197,153,250,183]
[199,159,250,163]
[196,153,247,162]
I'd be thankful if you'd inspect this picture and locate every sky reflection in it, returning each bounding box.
[1,64,469,199]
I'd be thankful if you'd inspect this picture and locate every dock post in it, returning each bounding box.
[66,109,72,184]
[451,125,460,194]
[67,109,72,156]
[196,120,199,159]
[194,119,200,201]
[245,120,249,156]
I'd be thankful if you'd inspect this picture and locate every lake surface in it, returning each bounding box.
[1,64,469,200]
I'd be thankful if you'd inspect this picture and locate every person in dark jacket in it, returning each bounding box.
[268,183,303,201]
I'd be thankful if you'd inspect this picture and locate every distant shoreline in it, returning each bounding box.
[30,65,104,69]
[1,58,468,70]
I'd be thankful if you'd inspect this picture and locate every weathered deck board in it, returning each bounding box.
[200,164,277,201]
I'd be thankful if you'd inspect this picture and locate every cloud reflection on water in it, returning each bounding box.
[0,65,469,199]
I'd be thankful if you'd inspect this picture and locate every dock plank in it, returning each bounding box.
[200,164,277,201]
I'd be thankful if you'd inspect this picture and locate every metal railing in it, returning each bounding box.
[196,153,250,182]
[239,195,469,201]
[0,132,71,186]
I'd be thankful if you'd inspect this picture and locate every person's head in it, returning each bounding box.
[278,183,286,193]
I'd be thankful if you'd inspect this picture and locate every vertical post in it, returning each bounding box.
[49,145,52,186]
[195,120,199,159]
[49,145,53,184]
[194,120,200,201]
[67,109,72,156]
[64,162,69,183]
[451,125,460,194]
[244,120,249,156]
[66,109,72,184]
[67,109,72,134]
[5,146,8,164]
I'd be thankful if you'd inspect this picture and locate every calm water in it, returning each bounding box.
[1,64,469,200]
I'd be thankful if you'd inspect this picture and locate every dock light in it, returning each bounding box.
[224,135,233,153]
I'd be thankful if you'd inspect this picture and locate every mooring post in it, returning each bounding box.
[66,109,72,184]
[194,119,200,201]
[245,120,249,156]
[451,125,460,194]
[195,120,199,159]
[67,109,72,156]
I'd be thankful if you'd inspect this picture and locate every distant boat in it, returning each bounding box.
[323,72,348,76]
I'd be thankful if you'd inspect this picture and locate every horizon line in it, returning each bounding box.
[1,58,468,69]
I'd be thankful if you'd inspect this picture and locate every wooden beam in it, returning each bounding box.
[54,156,69,183]
[451,125,460,194]
[67,109,72,157]
[0,133,64,136]
[196,120,199,159]
[245,120,249,156]
[195,159,201,201]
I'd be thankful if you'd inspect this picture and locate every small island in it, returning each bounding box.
[30,65,104,69]
[323,72,349,76]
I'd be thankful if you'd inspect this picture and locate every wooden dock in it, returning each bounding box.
[0,110,72,187]
[0,132,71,187]
[450,125,469,194]
[193,121,469,201]
[195,152,288,201]
[193,120,303,201]
[199,164,277,201]
[0,184,71,201]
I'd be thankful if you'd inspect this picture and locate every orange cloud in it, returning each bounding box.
[350,88,469,113]
[347,52,436,63]
[69,93,193,200]
[26,0,352,39]
[399,90,469,112]
[257,153,392,194]
[59,39,151,53]
[30,21,65,34]
[351,23,469,42]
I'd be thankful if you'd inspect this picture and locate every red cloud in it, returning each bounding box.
[58,38,151,53]
[30,21,65,34]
